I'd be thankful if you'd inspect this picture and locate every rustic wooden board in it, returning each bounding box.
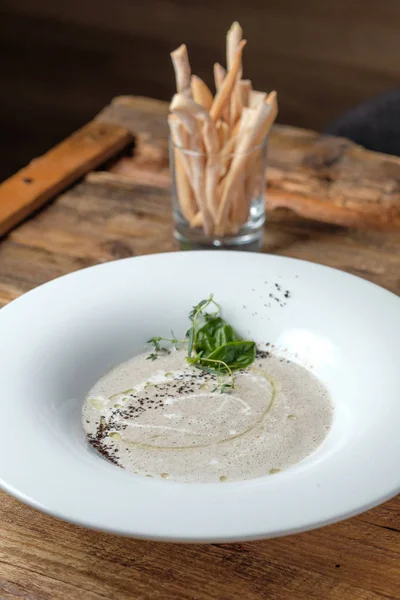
[0,96,399,600]
[0,120,132,237]
[99,96,400,230]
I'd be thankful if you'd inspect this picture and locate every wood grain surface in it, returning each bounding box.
[0,96,399,600]
[99,96,400,230]
[0,121,132,237]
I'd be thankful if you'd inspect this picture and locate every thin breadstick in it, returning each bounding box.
[242,149,264,225]
[231,86,242,128]
[242,151,263,224]
[202,116,221,221]
[231,118,241,138]
[170,94,219,149]
[228,172,246,228]
[168,115,197,221]
[170,94,220,223]
[216,101,271,233]
[172,97,225,221]
[232,89,253,138]
[213,63,226,90]
[249,90,267,109]
[219,135,237,178]
[205,158,220,222]
[228,108,254,227]
[169,27,277,238]
[191,75,213,110]
[254,91,278,144]
[168,115,192,180]
[240,92,278,223]
[170,44,192,98]
[192,206,238,236]
[239,93,278,227]
[226,22,243,127]
[229,106,253,149]
[216,120,229,148]
[169,102,212,234]
[227,22,243,69]
[190,211,203,228]
[213,63,230,125]
[239,79,252,108]
[242,91,278,184]
[241,93,277,180]
[220,111,251,182]
[175,152,197,221]
[210,40,247,122]
[190,212,241,234]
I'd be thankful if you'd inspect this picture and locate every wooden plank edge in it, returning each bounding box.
[267,189,400,230]
[0,121,132,238]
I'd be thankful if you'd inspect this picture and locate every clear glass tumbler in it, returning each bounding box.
[170,136,267,251]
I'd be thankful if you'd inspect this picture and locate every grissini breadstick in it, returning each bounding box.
[190,211,203,228]
[231,119,241,138]
[216,120,229,148]
[249,90,267,109]
[215,101,271,233]
[169,101,212,233]
[168,115,198,221]
[210,40,246,122]
[170,94,220,220]
[170,94,219,148]
[219,135,237,177]
[231,84,243,129]
[168,115,193,180]
[254,91,278,145]
[174,153,198,222]
[241,90,278,188]
[228,172,246,231]
[226,21,243,127]
[170,44,193,98]
[190,210,239,234]
[204,122,221,221]
[190,210,240,236]
[239,79,252,108]
[169,22,278,236]
[227,107,253,228]
[191,75,214,110]
[242,153,263,225]
[205,158,220,221]
[213,63,226,90]
[229,104,253,149]
[227,22,243,69]
[241,91,279,222]
[213,63,230,125]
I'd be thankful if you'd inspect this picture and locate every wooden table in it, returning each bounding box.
[0,97,399,600]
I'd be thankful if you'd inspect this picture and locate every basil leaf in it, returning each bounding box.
[206,341,256,371]
[186,326,194,358]
[150,293,257,393]
[195,317,240,356]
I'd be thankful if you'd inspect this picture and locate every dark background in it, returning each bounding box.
[1,0,400,182]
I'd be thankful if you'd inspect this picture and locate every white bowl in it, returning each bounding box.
[0,251,399,542]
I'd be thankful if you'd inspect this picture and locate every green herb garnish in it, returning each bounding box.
[212,383,234,394]
[146,334,185,360]
[147,294,256,392]
[147,336,169,355]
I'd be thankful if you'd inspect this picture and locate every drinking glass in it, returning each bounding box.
[170,136,267,251]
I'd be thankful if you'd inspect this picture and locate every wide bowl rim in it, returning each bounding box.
[0,250,399,542]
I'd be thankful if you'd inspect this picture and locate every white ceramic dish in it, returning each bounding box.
[0,251,399,542]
